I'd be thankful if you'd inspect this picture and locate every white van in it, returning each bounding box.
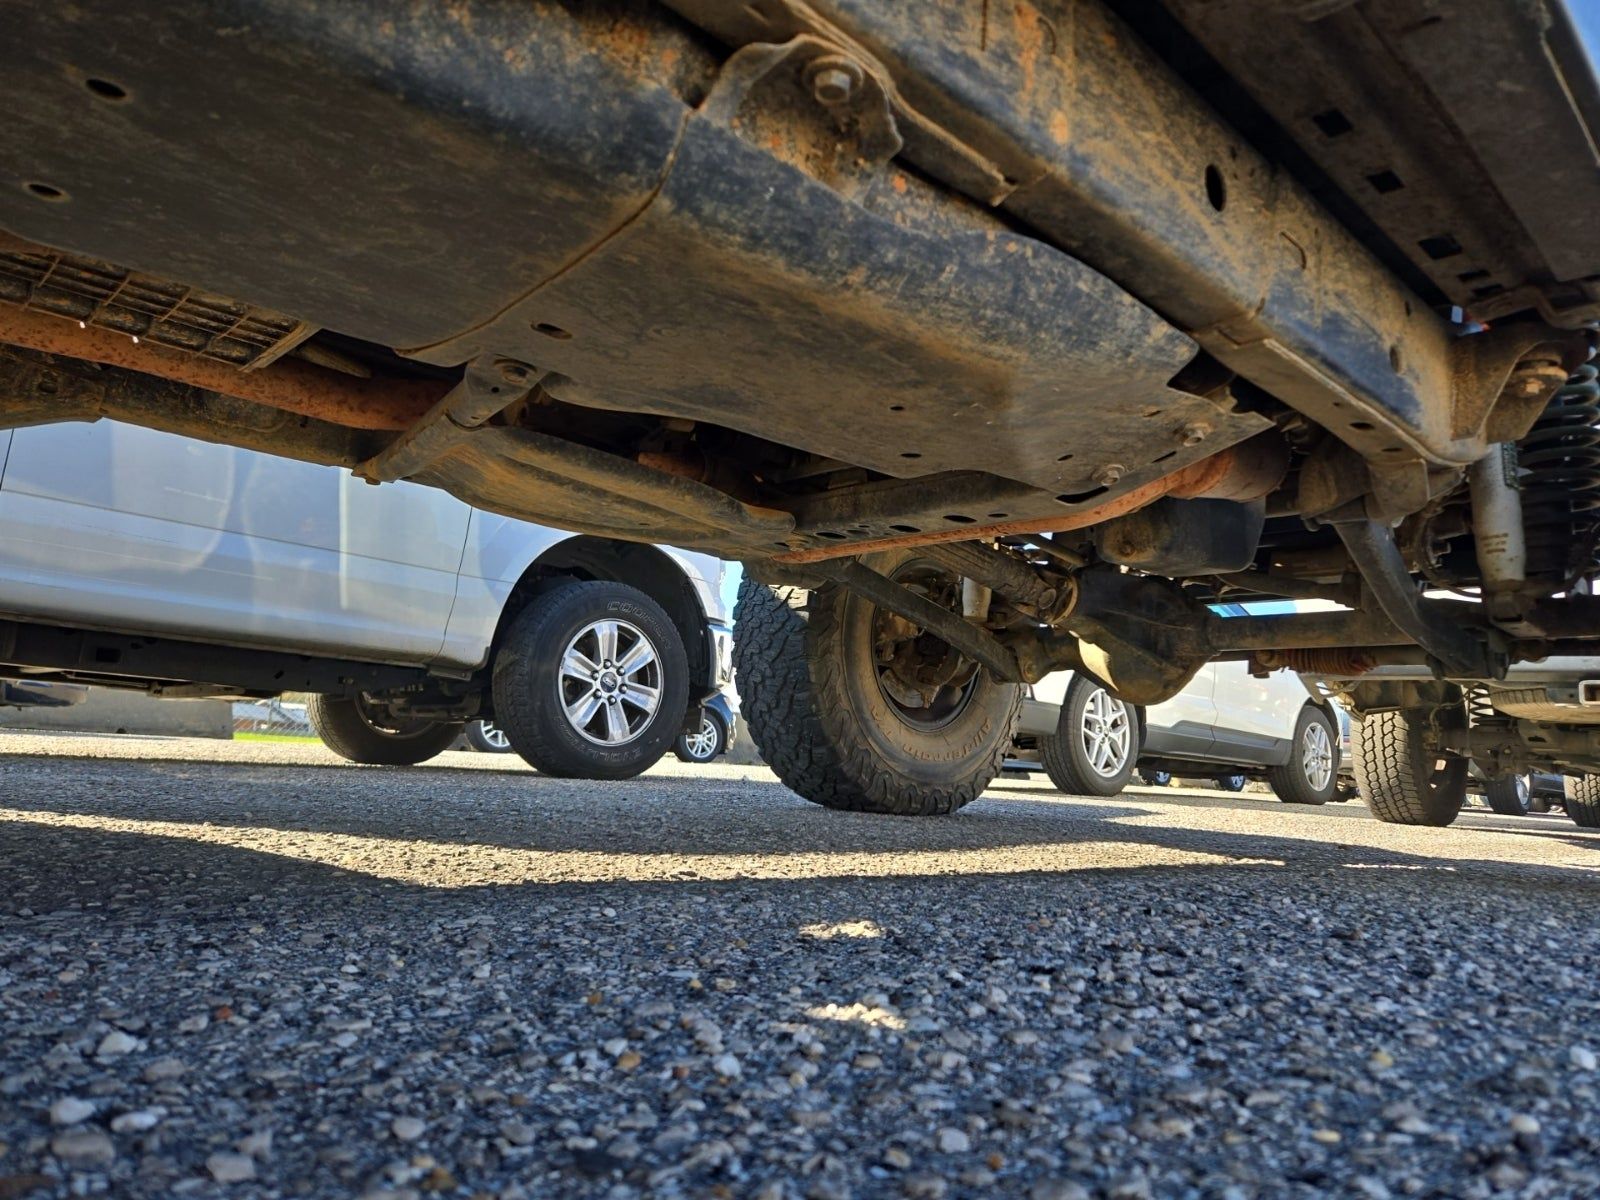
[0,422,728,778]
[1011,604,1340,803]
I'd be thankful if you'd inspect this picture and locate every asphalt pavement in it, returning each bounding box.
[2,733,1599,1200]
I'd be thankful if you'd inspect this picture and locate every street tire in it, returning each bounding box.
[1213,773,1247,792]
[492,580,688,780]
[1039,676,1140,797]
[464,719,515,753]
[1352,708,1468,826]
[1566,776,1600,828]
[674,710,727,763]
[733,562,1022,816]
[1483,773,1532,816]
[307,693,463,766]
[1269,705,1339,805]
[1139,768,1173,788]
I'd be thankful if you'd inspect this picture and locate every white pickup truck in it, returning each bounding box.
[0,421,729,778]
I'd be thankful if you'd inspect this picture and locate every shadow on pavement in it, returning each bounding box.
[3,749,1600,918]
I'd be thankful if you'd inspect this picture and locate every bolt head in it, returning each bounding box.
[497,360,533,384]
[811,66,856,106]
[1179,421,1211,447]
[1091,463,1126,487]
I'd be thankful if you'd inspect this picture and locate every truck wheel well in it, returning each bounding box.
[493,537,710,693]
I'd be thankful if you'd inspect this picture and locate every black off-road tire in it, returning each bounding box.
[307,694,463,766]
[492,580,688,780]
[1351,708,1469,826]
[1269,705,1339,805]
[1038,676,1141,797]
[1483,773,1532,816]
[1565,776,1600,828]
[733,566,1022,815]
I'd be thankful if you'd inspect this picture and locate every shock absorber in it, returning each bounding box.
[1518,363,1600,591]
[1467,442,1525,618]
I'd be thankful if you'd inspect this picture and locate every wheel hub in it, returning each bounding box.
[684,717,718,759]
[558,619,662,746]
[1302,720,1334,792]
[869,562,981,731]
[1079,687,1132,778]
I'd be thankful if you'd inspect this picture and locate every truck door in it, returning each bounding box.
[0,421,468,662]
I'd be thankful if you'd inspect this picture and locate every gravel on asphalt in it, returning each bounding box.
[2,733,1599,1200]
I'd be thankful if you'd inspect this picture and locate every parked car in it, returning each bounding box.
[673,692,739,764]
[1011,604,1339,804]
[0,421,730,779]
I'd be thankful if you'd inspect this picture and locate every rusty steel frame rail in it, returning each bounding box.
[778,437,1286,563]
[0,302,445,432]
[669,0,1589,473]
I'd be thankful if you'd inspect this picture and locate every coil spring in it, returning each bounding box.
[1467,684,1496,727]
[1517,362,1600,588]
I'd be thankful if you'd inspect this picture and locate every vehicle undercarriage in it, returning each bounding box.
[4,0,1600,818]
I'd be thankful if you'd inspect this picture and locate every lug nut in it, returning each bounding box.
[811,65,857,106]
[1091,463,1125,487]
[1179,421,1210,447]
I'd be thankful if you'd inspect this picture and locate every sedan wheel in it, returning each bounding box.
[1483,772,1532,815]
[1039,677,1141,797]
[1270,705,1341,805]
[674,712,727,763]
[1301,719,1334,793]
[1081,688,1133,779]
[464,719,515,753]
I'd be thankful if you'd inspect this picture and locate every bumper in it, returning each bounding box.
[705,691,739,751]
[700,621,733,700]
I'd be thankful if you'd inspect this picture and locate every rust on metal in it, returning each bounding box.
[776,442,1284,564]
[0,303,445,431]
[1252,648,1379,675]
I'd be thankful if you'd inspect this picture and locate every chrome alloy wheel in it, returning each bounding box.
[682,716,720,761]
[558,619,662,746]
[1079,686,1132,778]
[1302,718,1334,792]
[478,720,511,750]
